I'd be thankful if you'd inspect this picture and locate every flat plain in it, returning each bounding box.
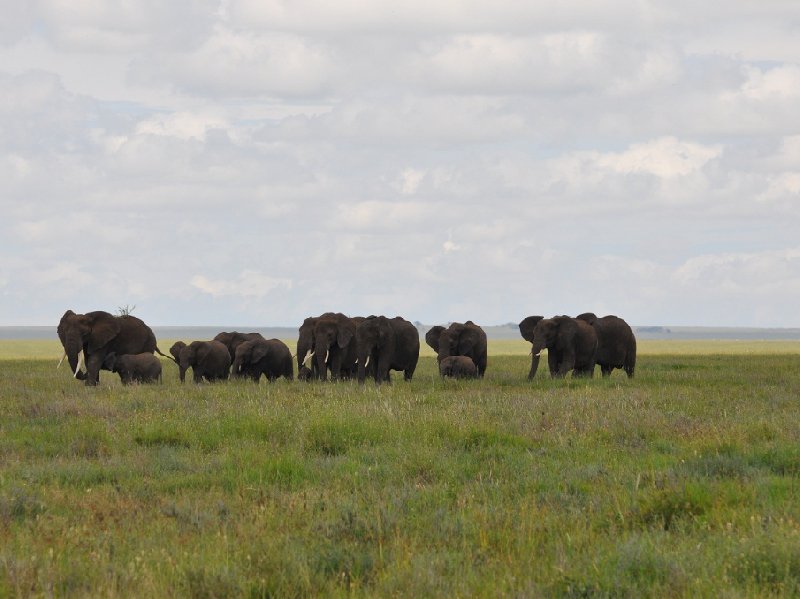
[1,339,799,597]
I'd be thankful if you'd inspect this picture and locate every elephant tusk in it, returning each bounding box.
[324,350,329,364]
[303,351,314,368]
[57,352,67,369]
[74,353,84,378]
[364,356,370,368]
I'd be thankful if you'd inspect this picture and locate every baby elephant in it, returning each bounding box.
[170,340,231,383]
[297,365,313,381]
[439,355,478,379]
[102,352,162,384]
[231,338,293,382]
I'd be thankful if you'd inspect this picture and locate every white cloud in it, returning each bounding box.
[132,26,337,98]
[191,272,293,299]
[740,65,800,101]
[596,137,721,178]
[0,3,799,327]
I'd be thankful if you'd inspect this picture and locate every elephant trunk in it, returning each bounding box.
[230,356,244,378]
[528,352,541,380]
[315,343,328,381]
[178,359,189,383]
[64,334,86,380]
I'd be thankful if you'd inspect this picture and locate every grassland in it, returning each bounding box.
[1,340,799,597]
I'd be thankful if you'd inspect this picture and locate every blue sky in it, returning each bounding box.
[1,1,799,327]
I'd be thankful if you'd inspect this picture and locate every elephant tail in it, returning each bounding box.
[156,346,179,365]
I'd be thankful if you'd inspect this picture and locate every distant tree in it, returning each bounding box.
[117,304,136,316]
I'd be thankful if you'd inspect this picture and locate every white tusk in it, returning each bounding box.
[74,353,84,378]
[364,356,370,367]
[303,351,314,368]
[57,352,67,369]
[324,350,329,363]
[533,352,541,358]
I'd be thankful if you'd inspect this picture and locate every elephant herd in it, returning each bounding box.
[56,309,636,386]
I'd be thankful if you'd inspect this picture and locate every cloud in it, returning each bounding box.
[596,137,721,178]
[191,272,293,299]
[131,26,337,98]
[0,3,799,328]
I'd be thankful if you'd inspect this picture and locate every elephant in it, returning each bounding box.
[575,313,637,378]
[101,352,162,384]
[297,365,313,381]
[529,316,598,378]
[213,331,266,362]
[231,338,293,382]
[355,315,420,384]
[439,355,478,379]
[519,315,551,379]
[425,321,488,377]
[298,312,358,381]
[169,340,231,383]
[57,309,167,386]
[296,316,321,378]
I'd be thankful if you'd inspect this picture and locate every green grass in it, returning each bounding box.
[1,340,799,596]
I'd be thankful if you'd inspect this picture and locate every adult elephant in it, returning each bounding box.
[529,316,597,378]
[356,315,420,384]
[296,316,319,376]
[519,315,553,379]
[169,340,231,383]
[57,310,166,386]
[576,313,637,378]
[231,338,293,383]
[303,313,358,381]
[425,321,487,377]
[213,331,266,362]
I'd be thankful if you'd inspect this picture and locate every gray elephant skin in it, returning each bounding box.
[529,316,598,378]
[425,321,488,377]
[57,310,166,386]
[169,340,231,383]
[102,352,162,384]
[355,315,420,384]
[213,331,266,362]
[576,313,636,378]
[439,355,478,379]
[231,338,293,382]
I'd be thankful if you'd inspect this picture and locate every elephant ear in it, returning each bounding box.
[518,316,543,343]
[87,313,121,353]
[337,325,354,349]
[425,326,445,352]
[575,312,597,326]
[250,342,269,363]
[57,310,77,345]
[458,330,477,355]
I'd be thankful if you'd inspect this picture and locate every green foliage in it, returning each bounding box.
[0,343,799,595]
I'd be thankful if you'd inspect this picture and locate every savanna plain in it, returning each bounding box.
[1,339,800,597]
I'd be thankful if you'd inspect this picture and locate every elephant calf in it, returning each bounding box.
[102,352,162,384]
[231,338,293,383]
[439,356,478,379]
[170,340,231,383]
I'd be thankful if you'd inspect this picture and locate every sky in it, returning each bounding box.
[1,1,799,328]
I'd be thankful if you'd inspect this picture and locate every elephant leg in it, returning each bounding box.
[601,364,612,377]
[548,351,559,377]
[84,353,104,386]
[193,369,203,384]
[559,350,575,377]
